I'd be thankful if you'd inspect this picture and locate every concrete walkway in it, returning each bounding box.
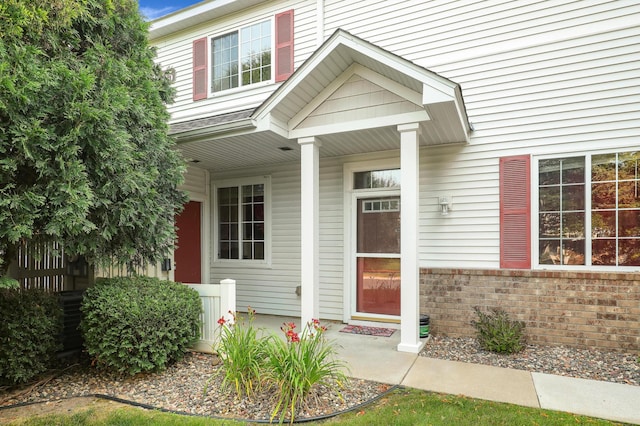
[255,315,640,425]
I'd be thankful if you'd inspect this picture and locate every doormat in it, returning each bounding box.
[340,325,395,337]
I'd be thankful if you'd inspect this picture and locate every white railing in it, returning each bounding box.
[186,279,236,353]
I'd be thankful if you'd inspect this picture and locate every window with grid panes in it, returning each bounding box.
[211,20,271,92]
[538,151,640,267]
[217,183,265,260]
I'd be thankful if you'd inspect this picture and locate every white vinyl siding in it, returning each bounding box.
[210,163,299,317]
[155,0,640,319]
[298,74,421,130]
[315,0,639,270]
[151,0,316,124]
[209,151,399,320]
[179,164,208,195]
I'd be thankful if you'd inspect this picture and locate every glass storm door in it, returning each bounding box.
[355,196,401,316]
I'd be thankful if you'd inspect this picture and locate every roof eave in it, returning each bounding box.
[171,117,256,143]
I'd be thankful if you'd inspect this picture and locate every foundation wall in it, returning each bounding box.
[420,268,640,352]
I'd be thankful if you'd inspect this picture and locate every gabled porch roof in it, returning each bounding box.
[174,30,471,171]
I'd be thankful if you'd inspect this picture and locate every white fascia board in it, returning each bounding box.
[254,113,289,139]
[149,0,263,40]
[290,110,429,140]
[357,65,423,105]
[252,36,348,122]
[149,0,234,38]
[422,82,456,105]
[337,34,458,92]
[173,118,256,142]
[453,101,472,144]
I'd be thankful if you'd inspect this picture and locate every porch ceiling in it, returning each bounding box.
[177,125,406,172]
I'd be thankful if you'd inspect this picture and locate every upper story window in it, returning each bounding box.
[211,20,272,92]
[537,151,640,267]
[192,10,294,100]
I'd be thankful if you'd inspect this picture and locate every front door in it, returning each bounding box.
[174,200,202,284]
[355,195,401,317]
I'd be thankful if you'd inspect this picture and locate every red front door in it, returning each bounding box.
[174,200,202,284]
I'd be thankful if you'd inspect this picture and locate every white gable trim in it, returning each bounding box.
[290,110,429,139]
[252,30,470,139]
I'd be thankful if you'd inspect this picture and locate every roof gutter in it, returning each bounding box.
[171,117,257,143]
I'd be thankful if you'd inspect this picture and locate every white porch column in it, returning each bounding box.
[397,123,424,353]
[299,136,321,326]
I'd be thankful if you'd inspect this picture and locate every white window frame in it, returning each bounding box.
[533,151,640,272]
[208,17,275,96]
[212,176,271,267]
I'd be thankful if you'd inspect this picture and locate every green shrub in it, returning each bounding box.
[80,276,202,375]
[213,308,270,398]
[0,276,19,289]
[0,288,62,385]
[471,306,526,354]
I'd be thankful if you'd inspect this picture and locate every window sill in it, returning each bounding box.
[209,80,276,99]
[534,264,640,272]
[213,260,273,269]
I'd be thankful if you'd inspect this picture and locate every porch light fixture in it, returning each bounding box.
[439,196,452,216]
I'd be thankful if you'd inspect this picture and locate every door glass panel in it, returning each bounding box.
[354,169,400,189]
[356,257,400,316]
[356,195,400,316]
[356,198,400,254]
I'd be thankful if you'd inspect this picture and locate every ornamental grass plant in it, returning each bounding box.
[213,308,270,398]
[213,311,348,424]
[264,320,349,424]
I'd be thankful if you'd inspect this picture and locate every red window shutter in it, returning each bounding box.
[500,155,531,269]
[192,37,207,101]
[274,9,294,82]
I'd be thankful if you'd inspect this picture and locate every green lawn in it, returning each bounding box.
[6,388,621,426]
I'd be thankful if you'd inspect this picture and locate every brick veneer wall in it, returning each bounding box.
[420,268,640,352]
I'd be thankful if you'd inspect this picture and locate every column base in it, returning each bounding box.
[397,340,425,353]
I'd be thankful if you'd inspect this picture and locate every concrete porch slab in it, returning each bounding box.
[402,357,540,408]
[253,314,417,384]
[330,331,418,384]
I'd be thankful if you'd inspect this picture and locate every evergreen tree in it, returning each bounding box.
[0,0,187,274]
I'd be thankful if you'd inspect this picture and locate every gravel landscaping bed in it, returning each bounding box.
[421,336,640,386]
[1,338,638,422]
[0,352,391,422]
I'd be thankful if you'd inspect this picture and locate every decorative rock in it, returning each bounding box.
[421,336,639,386]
